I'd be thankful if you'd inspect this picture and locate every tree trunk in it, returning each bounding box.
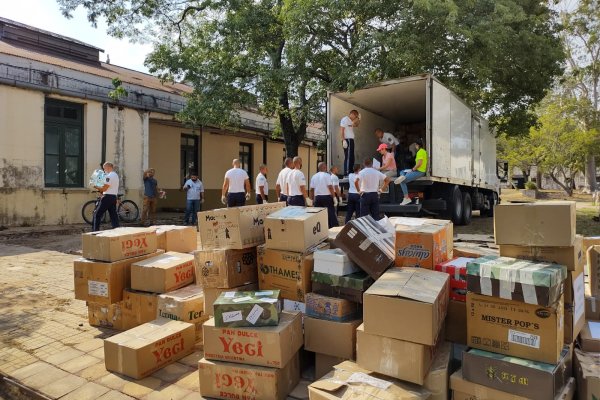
[585,155,597,193]
[549,173,573,196]
[536,168,543,190]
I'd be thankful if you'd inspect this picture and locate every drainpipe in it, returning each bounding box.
[101,102,108,166]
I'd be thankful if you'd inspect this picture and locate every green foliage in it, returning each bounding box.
[524,181,537,190]
[108,77,128,102]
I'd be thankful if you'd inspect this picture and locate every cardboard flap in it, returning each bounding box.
[311,379,345,392]
[366,268,446,304]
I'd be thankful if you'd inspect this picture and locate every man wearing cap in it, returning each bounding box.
[355,159,390,220]
[310,162,338,228]
[276,157,293,203]
[287,156,312,207]
[221,159,252,207]
[395,139,428,205]
[255,165,269,204]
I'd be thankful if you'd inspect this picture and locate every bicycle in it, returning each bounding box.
[81,192,140,225]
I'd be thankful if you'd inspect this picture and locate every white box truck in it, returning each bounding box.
[327,74,499,225]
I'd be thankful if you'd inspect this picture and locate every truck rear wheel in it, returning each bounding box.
[446,185,463,224]
[460,192,472,226]
[480,192,498,217]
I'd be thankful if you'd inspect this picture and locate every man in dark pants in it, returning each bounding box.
[340,110,360,176]
[287,156,312,207]
[276,157,293,203]
[310,162,338,228]
[221,159,251,207]
[92,162,120,231]
[355,159,390,221]
[345,164,362,223]
[255,164,269,204]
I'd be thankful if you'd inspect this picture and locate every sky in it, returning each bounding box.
[1,0,152,73]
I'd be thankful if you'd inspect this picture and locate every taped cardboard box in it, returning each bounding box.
[462,346,572,400]
[155,225,197,253]
[574,348,600,400]
[311,271,374,304]
[390,217,454,260]
[203,311,302,368]
[445,299,467,345]
[305,292,360,322]
[194,247,257,289]
[466,256,567,307]
[453,244,498,259]
[263,206,328,253]
[580,320,600,352]
[156,285,208,341]
[564,269,585,343]
[589,245,600,296]
[393,219,450,269]
[203,283,258,317]
[198,202,285,250]
[88,302,124,330]
[313,248,360,276]
[104,317,195,379]
[308,360,431,400]
[121,289,159,330]
[304,317,362,359]
[213,290,281,328]
[82,227,158,262]
[466,292,564,364]
[333,216,395,279]
[198,353,300,400]
[498,235,584,271]
[315,353,346,380]
[363,267,449,345]
[586,295,600,320]
[131,251,195,293]
[435,257,473,302]
[424,342,451,400]
[74,250,162,305]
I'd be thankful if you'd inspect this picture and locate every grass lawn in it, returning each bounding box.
[577,207,600,237]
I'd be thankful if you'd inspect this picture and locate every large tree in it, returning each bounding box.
[58,0,564,156]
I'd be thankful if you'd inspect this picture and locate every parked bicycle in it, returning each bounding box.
[81,192,140,225]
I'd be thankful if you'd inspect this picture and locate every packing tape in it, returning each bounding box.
[479,263,493,296]
[519,265,539,304]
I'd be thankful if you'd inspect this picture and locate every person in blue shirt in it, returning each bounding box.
[183,172,204,226]
[141,168,159,226]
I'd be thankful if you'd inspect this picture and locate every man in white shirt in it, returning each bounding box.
[276,157,293,203]
[255,165,269,204]
[183,171,204,225]
[92,162,120,231]
[340,110,360,176]
[345,163,362,223]
[310,162,338,228]
[287,157,312,207]
[221,159,251,207]
[329,165,342,204]
[355,159,390,221]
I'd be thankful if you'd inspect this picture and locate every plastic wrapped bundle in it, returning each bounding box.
[89,169,105,187]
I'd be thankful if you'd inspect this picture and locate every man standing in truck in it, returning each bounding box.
[395,139,428,205]
[340,110,360,176]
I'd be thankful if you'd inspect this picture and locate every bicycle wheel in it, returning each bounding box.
[82,200,96,225]
[118,200,139,222]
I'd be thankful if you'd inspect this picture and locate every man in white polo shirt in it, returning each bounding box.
[255,164,269,204]
[276,157,293,203]
[221,159,251,207]
[310,162,338,228]
[92,162,120,231]
[340,109,360,176]
[355,158,390,220]
[287,156,312,207]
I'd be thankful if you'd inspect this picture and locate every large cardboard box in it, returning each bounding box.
[445,299,467,345]
[435,257,472,302]
[156,285,207,341]
[589,245,600,296]
[311,271,374,304]
[315,353,346,380]
[580,320,600,352]
[82,227,157,262]
[574,348,600,400]
[203,283,258,316]
[263,206,328,252]
[308,361,430,400]
[198,202,285,250]
[494,201,576,246]
[462,346,572,400]
[583,236,600,253]
[393,220,450,269]
[74,251,162,305]
[305,292,360,322]
[198,353,300,400]
[195,248,257,289]
[313,248,360,276]
[203,311,302,368]
[390,217,454,260]
[564,269,585,343]
[104,317,195,379]
[499,235,584,271]
[155,225,197,253]
[453,244,498,259]
[213,290,281,328]
[131,251,195,293]
[424,342,451,400]
[466,292,564,364]
[333,216,395,279]
[121,289,159,330]
[304,317,362,359]
[88,302,124,330]
[355,324,436,384]
[363,267,449,345]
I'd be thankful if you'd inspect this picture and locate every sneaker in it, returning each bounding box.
[400,198,412,206]
[394,176,406,185]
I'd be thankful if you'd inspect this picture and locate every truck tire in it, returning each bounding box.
[460,192,472,226]
[447,185,463,224]
[481,192,498,217]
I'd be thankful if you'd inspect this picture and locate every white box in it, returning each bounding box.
[283,299,306,314]
[313,248,360,276]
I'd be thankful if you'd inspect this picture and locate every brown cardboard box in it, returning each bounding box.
[194,248,257,289]
[453,245,498,259]
[304,317,362,359]
[494,201,576,246]
[198,353,300,400]
[466,292,564,364]
[82,227,158,262]
[155,225,197,253]
[156,286,207,339]
[583,236,600,253]
[213,290,281,328]
[203,283,258,316]
[198,202,285,250]
[131,251,195,293]
[88,302,124,330]
[315,353,346,380]
[363,267,449,345]
[390,217,453,260]
[580,320,600,352]
[424,342,451,400]
[589,246,600,296]
[499,235,584,271]
[445,299,467,345]
[564,269,585,343]
[263,206,329,252]
[74,251,162,305]
[355,324,436,384]
[104,317,195,379]
[305,292,360,322]
[574,348,600,400]
[203,311,302,368]
[121,289,159,330]
[586,295,600,320]
[393,220,450,269]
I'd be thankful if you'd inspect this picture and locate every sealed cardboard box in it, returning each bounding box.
[499,235,584,271]
[453,244,498,259]
[445,299,467,345]
[424,342,451,400]
[131,252,195,293]
[580,320,600,352]
[462,346,572,400]
[564,270,585,343]
[355,324,436,384]
[213,290,281,328]
[203,283,258,317]
[283,299,306,314]
[82,227,157,262]
[466,292,564,364]
[155,225,197,253]
[574,348,600,400]
[435,257,473,302]
[88,302,124,330]
[198,353,300,400]
[263,206,328,252]
[74,250,162,305]
[333,216,395,279]
[586,295,600,320]
[156,285,207,332]
[315,353,346,380]
[308,361,430,400]
[466,256,567,306]
[311,271,374,304]
[589,246,600,296]
[195,247,257,289]
[393,219,449,269]
[121,289,159,330]
[313,248,360,276]
[583,236,600,253]
[363,267,449,345]
[494,201,576,246]
[390,217,454,260]
[198,202,285,250]
[104,317,195,379]
[203,311,302,368]
[304,317,362,359]
[305,292,360,322]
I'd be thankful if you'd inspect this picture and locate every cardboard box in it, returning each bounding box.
[355,324,436,384]
[333,216,395,279]
[304,317,362,359]
[586,295,600,320]
[311,271,374,304]
[327,226,343,246]
[82,227,157,262]
[393,219,450,269]
[156,285,206,327]
[462,346,572,400]
[203,311,303,368]
[466,256,567,306]
[305,293,360,322]
[198,202,285,250]
[424,342,451,400]
[435,257,473,302]
[308,361,430,400]
[453,244,498,259]
[283,299,306,314]
[203,283,258,316]
[564,270,585,343]
[313,248,360,276]
[131,251,195,293]
[583,236,600,253]
[104,317,195,379]
[213,290,281,328]
[390,217,454,260]
[580,320,600,352]
[589,245,600,296]
[121,289,159,330]
[494,201,576,246]
[194,248,257,289]
[363,267,449,345]
[466,292,564,364]
[315,353,346,380]
[445,299,467,345]
[74,251,162,305]
[198,353,300,400]
[574,348,600,400]
[263,206,329,252]
[88,302,124,330]
[155,225,197,253]
[499,235,584,271]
